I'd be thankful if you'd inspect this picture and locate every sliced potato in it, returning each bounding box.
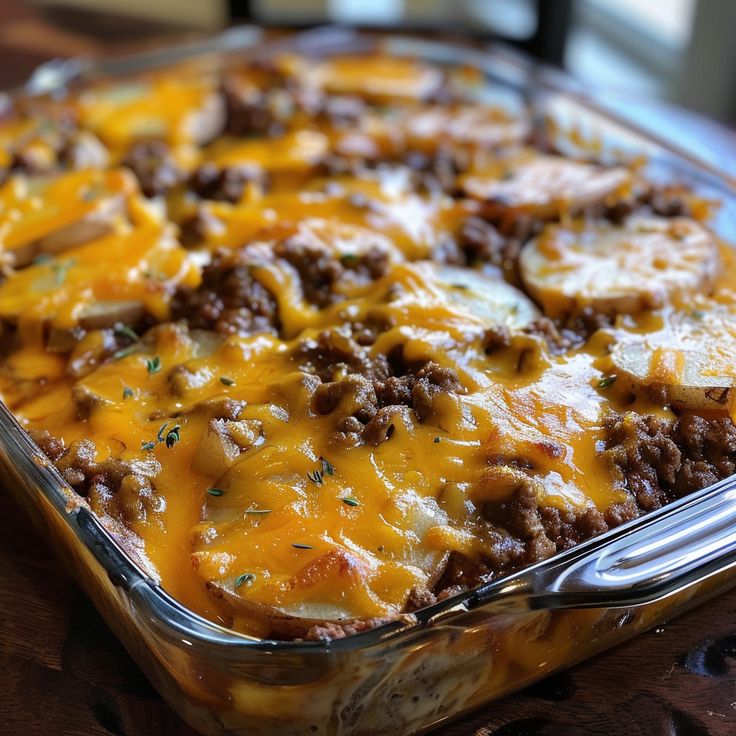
[431,263,540,329]
[405,105,530,152]
[190,433,451,633]
[461,152,631,220]
[1,168,135,267]
[610,305,736,409]
[306,56,444,102]
[520,216,720,317]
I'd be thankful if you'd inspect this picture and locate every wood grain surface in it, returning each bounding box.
[2,486,736,736]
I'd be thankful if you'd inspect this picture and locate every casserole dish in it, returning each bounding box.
[2,26,736,735]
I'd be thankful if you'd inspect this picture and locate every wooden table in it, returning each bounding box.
[1,4,736,734]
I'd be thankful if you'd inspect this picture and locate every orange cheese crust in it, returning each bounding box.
[0,51,734,640]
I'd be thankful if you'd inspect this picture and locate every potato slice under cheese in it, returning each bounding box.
[0,168,137,267]
[431,263,540,329]
[0,225,197,334]
[295,55,445,102]
[210,130,329,175]
[190,393,455,635]
[609,304,736,409]
[405,105,530,152]
[76,72,224,150]
[460,152,632,219]
[520,215,720,317]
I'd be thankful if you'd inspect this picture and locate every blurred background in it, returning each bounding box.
[1,1,734,133]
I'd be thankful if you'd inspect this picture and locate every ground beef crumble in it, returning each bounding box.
[172,247,279,336]
[122,140,183,198]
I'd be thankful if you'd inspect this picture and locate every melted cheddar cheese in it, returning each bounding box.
[0,51,733,639]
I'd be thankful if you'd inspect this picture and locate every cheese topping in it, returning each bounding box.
[0,51,731,638]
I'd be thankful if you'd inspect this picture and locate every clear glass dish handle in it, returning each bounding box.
[472,475,736,614]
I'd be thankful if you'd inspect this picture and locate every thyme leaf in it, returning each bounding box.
[342,496,360,507]
[113,345,137,361]
[319,456,335,476]
[597,375,617,389]
[114,323,139,342]
[234,573,256,588]
[207,487,226,497]
[292,543,313,550]
[307,469,324,486]
[164,424,181,448]
[220,376,235,386]
[141,440,156,451]
[146,355,161,376]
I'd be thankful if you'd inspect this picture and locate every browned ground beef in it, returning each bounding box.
[188,162,265,203]
[606,411,736,505]
[274,232,390,308]
[304,616,400,642]
[294,328,388,381]
[312,354,463,446]
[459,215,523,271]
[29,430,163,525]
[434,410,736,598]
[122,140,183,198]
[172,248,279,336]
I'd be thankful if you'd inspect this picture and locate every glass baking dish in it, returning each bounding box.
[3,26,736,736]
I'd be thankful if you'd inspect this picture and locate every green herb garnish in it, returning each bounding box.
[292,543,314,550]
[340,253,359,265]
[33,253,53,265]
[122,386,134,400]
[52,259,76,287]
[164,424,181,449]
[220,376,235,386]
[234,573,256,588]
[691,309,706,320]
[307,469,324,486]
[320,456,335,476]
[113,345,137,361]
[156,423,169,443]
[114,324,139,342]
[146,356,161,376]
[141,440,156,451]
[433,437,440,443]
[207,487,226,497]
[598,375,618,389]
[244,508,271,515]
[342,496,360,507]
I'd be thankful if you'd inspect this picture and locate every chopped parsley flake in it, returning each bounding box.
[234,573,256,588]
[156,423,169,442]
[342,496,360,507]
[122,386,134,400]
[292,543,314,550]
[597,375,618,389]
[146,356,161,376]
[691,309,706,320]
[220,376,235,386]
[141,440,156,451]
[433,436,440,443]
[207,487,226,497]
